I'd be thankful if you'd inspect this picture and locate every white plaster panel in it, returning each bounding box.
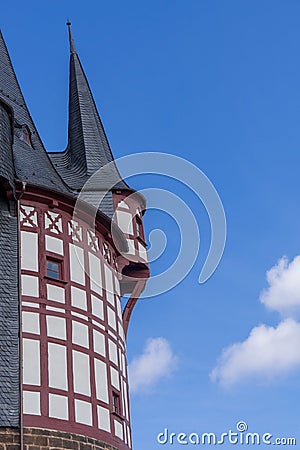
[122,353,126,376]
[123,380,129,420]
[87,230,99,252]
[94,359,108,403]
[104,265,115,306]
[68,220,82,242]
[107,307,116,330]
[108,330,117,340]
[22,301,39,308]
[73,351,91,396]
[71,286,87,310]
[48,343,68,390]
[47,316,66,340]
[121,382,125,417]
[110,367,120,390]
[21,231,38,271]
[124,423,128,444]
[45,235,64,255]
[45,211,62,234]
[97,406,110,432]
[114,420,124,440]
[75,399,92,426]
[118,200,129,210]
[69,244,85,285]
[46,306,65,313]
[91,294,104,320]
[49,394,69,420]
[108,340,118,366]
[22,275,39,298]
[114,276,120,296]
[127,425,132,448]
[23,339,40,386]
[72,321,89,348]
[23,391,40,415]
[93,330,106,357]
[119,349,123,373]
[126,239,136,255]
[118,320,125,342]
[88,253,103,295]
[116,297,122,321]
[116,210,133,235]
[22,312,40,335]
[20,205,37,227]
[72,311,88,321]
[138,241,148,261]
[92,320,105,330]
[47,284,65,303]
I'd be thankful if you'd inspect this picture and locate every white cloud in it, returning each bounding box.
[210,319,300,386]
[129,338,178,393]
[260,256,300,316]
[211,255,300,386]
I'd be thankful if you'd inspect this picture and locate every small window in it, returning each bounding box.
[46,259,61,280]
[112,392,120,415]
[135,217,143,239]
[103,242,111,264]
[19,126,32,147]
[118,200,129,210]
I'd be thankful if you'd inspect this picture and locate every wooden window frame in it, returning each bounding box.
[112,391,122,418]
[45,256,64,282]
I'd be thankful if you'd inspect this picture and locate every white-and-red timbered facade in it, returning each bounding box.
[19,188,149,450]
[0,24,150,449]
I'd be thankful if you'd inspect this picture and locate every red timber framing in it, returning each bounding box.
[112,190,150,335]
[18,184,149,450]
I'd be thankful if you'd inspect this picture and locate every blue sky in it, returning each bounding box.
[2,1,300,448]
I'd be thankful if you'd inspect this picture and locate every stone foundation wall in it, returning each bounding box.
[0,428,118,450]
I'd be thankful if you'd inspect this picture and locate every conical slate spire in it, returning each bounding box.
[0,30,36,133]
[49,24,128,191]
[0,30,69,194]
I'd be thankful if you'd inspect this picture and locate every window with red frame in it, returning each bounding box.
[135,217,143,240]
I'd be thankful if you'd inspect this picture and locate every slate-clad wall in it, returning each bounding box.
[0,101,14,191]
[0,101,19,426]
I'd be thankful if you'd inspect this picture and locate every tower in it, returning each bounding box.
[0,25,149,450]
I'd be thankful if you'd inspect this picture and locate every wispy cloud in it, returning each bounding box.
[129,338,178,393]
[211,255,300,387]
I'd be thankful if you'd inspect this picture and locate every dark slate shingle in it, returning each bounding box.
[0,193,19,427]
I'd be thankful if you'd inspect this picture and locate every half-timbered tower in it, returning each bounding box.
[0,24,149,450]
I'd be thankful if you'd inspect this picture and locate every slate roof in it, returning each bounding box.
[0,31,71,196]
[0,26,131,218]
[49,24,129,193]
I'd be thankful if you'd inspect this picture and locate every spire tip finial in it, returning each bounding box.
[66,20,76,54]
